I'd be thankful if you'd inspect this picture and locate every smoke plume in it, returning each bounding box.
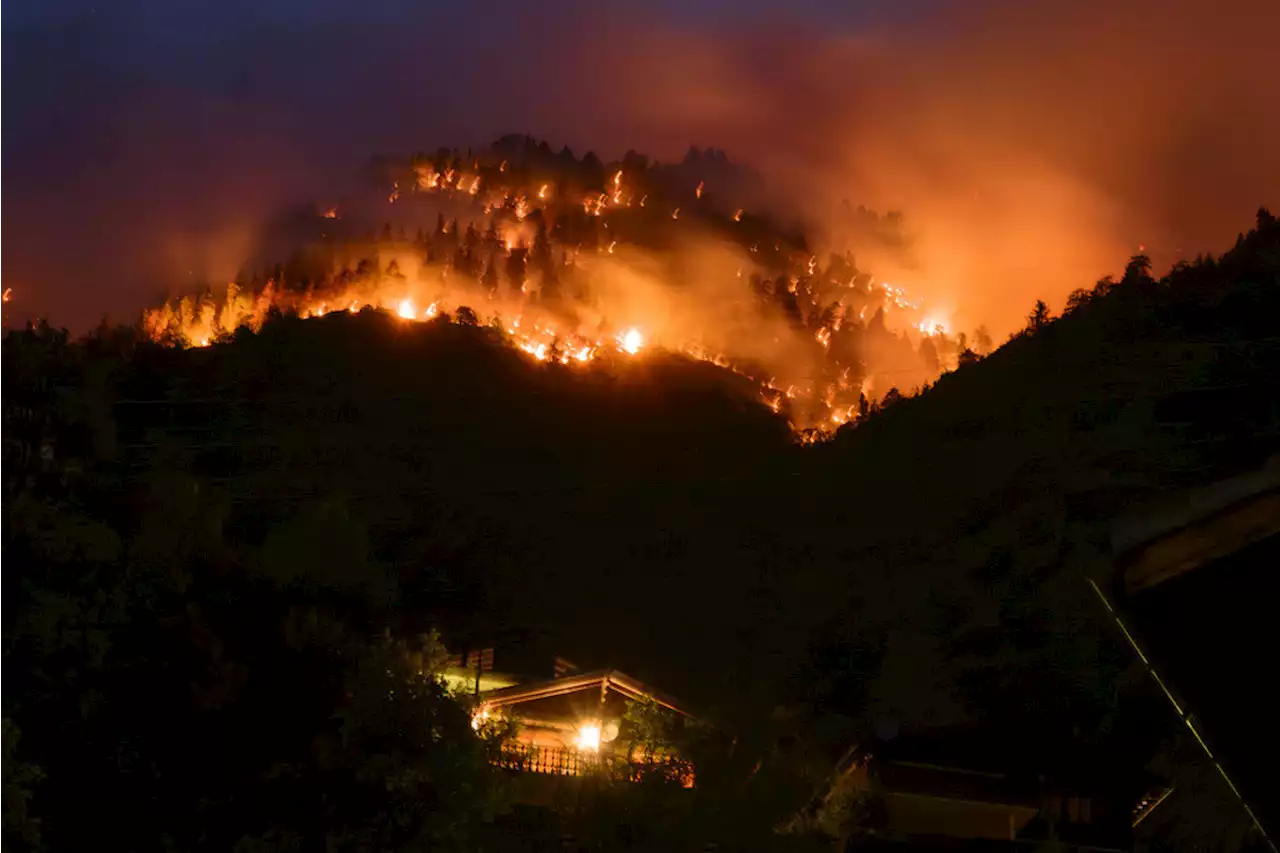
[4,0,1276,335]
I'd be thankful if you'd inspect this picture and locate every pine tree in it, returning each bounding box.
[1026,300,1052,333]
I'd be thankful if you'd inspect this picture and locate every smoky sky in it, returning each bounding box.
[4,0,1277,333]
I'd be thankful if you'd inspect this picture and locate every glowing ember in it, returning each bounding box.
[917,317,948,335]
[619,328,644,355]
[696,181,704,199]
[143,144,962,443]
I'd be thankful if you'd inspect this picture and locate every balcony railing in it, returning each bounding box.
[495,743,694,786]
[496,742,599,776]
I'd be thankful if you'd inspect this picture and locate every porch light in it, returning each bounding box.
[575,722,601,752]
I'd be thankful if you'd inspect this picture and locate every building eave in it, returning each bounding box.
[478,668,697,720]
[1113,455,1280,594]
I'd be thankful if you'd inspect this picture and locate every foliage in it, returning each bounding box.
[5,190,1278,851]
[3,719,45,851]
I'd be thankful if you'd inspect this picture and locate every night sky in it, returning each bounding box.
[4,0,1277,332]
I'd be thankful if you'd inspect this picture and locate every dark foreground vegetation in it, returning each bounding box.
[4,210,1278,851]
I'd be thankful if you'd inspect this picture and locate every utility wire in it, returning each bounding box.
[1084,575,1276,853]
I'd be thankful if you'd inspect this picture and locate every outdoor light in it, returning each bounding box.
[602,720,620,743]
[575,722,601,752]
[471,708,490,731]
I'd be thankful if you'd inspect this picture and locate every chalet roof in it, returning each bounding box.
[478,668,696,719]
[1112,455,1280,593]
[837,724,1128,795]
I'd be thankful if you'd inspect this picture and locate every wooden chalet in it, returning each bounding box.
[442,638,697,791]
[827,726,1135,852]
[1109,455,1279,844]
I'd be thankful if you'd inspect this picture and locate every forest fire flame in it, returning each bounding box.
[143,141,981,439]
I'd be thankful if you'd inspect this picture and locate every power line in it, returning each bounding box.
[1085,576,1276,853]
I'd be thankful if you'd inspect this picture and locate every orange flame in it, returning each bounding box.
[145,157,955,443]
[618,328,644,355]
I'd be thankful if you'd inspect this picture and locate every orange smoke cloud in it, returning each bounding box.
[542,0,1278,335]
[5,0,1276,338]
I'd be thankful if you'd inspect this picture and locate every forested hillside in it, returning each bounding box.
[5,183,1277,850]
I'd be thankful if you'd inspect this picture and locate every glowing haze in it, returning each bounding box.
[4,0,1277,340]
[142,154,955,435]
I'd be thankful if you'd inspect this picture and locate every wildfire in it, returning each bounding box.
[882,283,918,310]
[917,317,949,336]
[619,328,645,355]
[142,144,961,442]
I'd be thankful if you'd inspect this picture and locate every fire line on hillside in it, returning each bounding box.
[144,138,986,439]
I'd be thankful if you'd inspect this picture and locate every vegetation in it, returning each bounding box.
[5,157,1277,852]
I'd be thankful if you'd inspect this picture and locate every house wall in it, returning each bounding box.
[883,793,1038,841]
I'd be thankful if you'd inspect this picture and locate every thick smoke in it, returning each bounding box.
[4,0,1276,334]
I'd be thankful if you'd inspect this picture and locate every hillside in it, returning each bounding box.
[140,136,970,436]
[5,194,1277,850]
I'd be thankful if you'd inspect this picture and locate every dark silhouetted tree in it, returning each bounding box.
[1026,300,1052,333]
[1123,254,1154,286]
[1065,288,1092,314]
